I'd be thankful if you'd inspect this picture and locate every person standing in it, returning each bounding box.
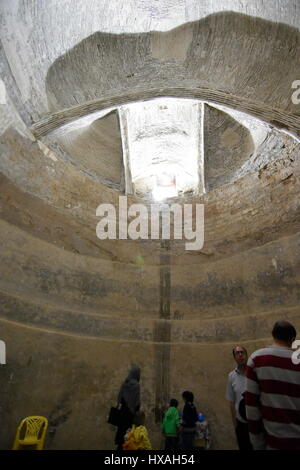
[180,391,198,450]
[226,346,252,450]
[245,320,300,450]
[194,412,212,450]
[161,398,180,450]
[115,364,141,450]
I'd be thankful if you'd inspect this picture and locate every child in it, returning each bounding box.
[194,412,212,450]
[180,391,198,450]
[161,399,180,451]
[123,410,152,450]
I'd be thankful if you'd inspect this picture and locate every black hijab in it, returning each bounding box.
[118,364,141,415]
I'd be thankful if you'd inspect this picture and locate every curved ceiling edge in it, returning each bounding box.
[30,87,300,139]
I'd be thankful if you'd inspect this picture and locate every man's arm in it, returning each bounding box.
[225,374,236,428]
[245,356,266,450]
[229,401,236,428]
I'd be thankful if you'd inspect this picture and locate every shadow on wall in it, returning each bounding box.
[45,12,300,136]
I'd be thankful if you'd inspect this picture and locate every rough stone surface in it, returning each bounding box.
[53,111,124,190]
[204,103,255,189]
[0,0,300,451]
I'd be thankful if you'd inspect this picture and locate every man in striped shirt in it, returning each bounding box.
[245,320,300,450]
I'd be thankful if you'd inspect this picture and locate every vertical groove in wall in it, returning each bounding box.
[118,106,133,194]
[154,239,171,423]
[199,101,206,194]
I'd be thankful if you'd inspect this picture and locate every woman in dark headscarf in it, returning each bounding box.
[115,364,141,450]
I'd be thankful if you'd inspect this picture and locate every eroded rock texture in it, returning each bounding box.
[0,0,299,450]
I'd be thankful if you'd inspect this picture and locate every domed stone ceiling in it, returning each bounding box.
[45,97,276,199]
[0,0,299,450]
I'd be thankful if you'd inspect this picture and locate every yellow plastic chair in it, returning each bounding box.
[12,416,48,450]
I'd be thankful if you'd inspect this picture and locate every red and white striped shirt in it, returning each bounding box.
[245,345,300,450]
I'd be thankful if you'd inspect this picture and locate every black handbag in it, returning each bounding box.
[107,406,121,426]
